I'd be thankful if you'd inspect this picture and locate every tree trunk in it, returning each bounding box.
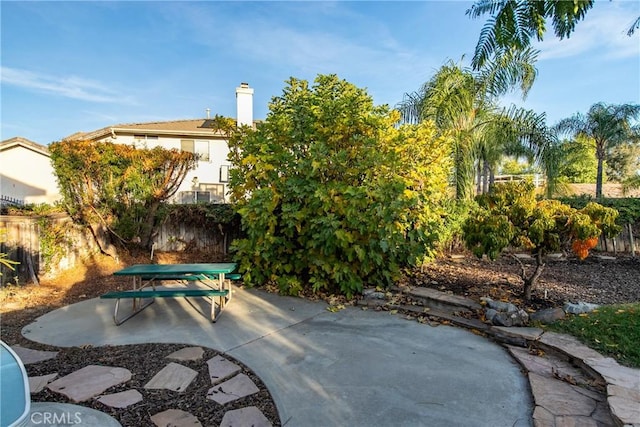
[482,160,490,194]
[141,201,161,250]
[596,146,605,198]
[522,252,546,301]
[476,161,482,195]
[88,222,119,259]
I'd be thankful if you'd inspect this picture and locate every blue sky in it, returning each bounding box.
[2,1,639,145]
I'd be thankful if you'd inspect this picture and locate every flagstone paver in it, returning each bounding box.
[207,355,241,385]
[207,373,260,404]
[11,345,58,364]
[219,406,272,427]
[144,362,198,392]
[528,372,597,416]
[166,346,204,361]
[47,365,131,402]
[97,389,143,408]
[29,373,58,393]
[150,409,202,427]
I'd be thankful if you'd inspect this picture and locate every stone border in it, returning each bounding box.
[360,287,640,427]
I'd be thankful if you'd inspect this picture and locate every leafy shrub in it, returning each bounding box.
[228,75,452,297]
[464,181,620,300]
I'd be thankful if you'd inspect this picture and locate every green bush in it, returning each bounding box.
[228,75,453,297]
[463,181,620,300]
[557,196,640,226]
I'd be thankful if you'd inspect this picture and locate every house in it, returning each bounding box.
[63,83,255,203]
[0,137,62,205]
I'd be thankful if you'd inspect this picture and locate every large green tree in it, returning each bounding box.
[228,74,452,297]
[50,140,197,255]
[555,102,640,198]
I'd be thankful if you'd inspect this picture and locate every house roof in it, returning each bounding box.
[0,137,50,157]
[64,118,233,141]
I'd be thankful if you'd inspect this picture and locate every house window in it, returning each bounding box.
[178,184,225,204]
[181,139,209,161]
[181,139,194,153]
[195,140,210,161]
[220,165,230,182]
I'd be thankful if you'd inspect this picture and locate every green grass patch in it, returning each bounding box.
[546,303,640,368]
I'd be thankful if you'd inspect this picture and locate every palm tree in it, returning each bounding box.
[397,61,550,200]
[467,0,595,69]
[555,103,640,198]
[467,0,640,72]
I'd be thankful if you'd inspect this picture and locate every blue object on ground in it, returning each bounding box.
[1,340,30,427]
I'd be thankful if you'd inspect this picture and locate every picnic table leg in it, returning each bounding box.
[113,297,155,326]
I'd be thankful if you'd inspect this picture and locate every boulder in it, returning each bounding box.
[530,307,565,324]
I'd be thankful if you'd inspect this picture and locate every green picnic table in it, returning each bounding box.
[101,263,238,325]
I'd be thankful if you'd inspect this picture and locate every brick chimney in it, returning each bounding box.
[235,82,254,127]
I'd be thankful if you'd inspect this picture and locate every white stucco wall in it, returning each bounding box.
[100,135,233,202]
[0,146,61,204]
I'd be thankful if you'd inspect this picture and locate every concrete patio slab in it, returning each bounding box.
[23,287,534,427]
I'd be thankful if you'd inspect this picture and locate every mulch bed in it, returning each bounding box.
[25,343,281,426]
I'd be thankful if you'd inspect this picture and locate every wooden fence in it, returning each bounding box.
[1,214,637,286]
[0,214,241,286]
[0,214,98,286]
[597,223,638,255]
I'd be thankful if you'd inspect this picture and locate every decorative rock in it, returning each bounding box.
[166,346,204,361]
[409,287,482,310]
[530,307,565,324]
[564,302,600,315]
[485,308,498,323]
[48,365,132,402]
[29,373,58,393]
[144,362,198,392]
[494,327,544,342]
[366,291,386,300]
[220,406,272,427]
[207,355,241,385]
[207,373,259,404]
[481,297,518,313]
[97,389,143,408]
[492,309,529,327]
[11,345,58,365]
[150,409,202,427]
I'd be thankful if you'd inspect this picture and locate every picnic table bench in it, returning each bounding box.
[101,263,238,326]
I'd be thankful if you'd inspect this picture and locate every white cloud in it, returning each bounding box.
[0,67,136,104]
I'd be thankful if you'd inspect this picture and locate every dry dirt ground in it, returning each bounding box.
[1,250,639,426]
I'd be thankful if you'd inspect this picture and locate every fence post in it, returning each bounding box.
[630,224,636,258]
